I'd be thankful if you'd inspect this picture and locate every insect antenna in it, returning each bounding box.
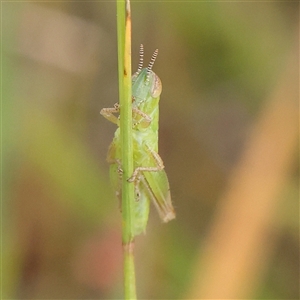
[137,44,144,73]
[146,49,158,80]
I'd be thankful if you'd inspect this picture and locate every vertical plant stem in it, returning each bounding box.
[116,0,136,299]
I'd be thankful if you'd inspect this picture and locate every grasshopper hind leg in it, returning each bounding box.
[127,144,164,183]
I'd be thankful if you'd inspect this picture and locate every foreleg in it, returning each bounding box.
[132,107,152,128]
[100,103,120,125]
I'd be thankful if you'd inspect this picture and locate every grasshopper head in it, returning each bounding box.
[132,46,162,104]
[132,68,162,100]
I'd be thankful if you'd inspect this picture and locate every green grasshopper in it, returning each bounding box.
[100,44,175,236]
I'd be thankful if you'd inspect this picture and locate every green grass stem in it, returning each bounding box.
[116,0,137,299]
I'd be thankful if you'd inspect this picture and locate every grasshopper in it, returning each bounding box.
[100,44,175,236]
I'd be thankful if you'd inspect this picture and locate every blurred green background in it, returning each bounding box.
[2,1,299,299]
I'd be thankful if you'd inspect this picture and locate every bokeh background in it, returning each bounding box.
[2,1,299,299]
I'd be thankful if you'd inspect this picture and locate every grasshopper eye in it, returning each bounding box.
[151,74,162,98]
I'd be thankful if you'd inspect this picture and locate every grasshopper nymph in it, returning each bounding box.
[100,45,175,236]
